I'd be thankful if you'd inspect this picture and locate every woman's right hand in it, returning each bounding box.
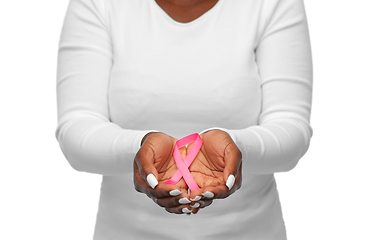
[133,132,212,214]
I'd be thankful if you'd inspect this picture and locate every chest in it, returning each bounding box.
[105,0,265,132]
[154,0,220,23]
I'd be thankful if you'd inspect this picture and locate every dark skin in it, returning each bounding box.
[187,130,242,201]
[155,0,220,23]
[134,132,213,214]
[134,130,242,215]
[133,0,242,214]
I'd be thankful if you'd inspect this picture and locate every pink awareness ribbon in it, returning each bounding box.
[163,133,202,192]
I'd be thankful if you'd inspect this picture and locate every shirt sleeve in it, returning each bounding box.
[55,0,157,175]
[203,0,313,174]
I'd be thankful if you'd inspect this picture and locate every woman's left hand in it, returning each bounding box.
[187,129,242,209]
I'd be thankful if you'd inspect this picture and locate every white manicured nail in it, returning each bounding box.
[182,208,192,213]
[191,196,202,201]
[191,202,200,208]
[169,189,182,196]
[226,175,235,190]
[146,174,158,189]
[179,197,191,204]
[202,191,214,198]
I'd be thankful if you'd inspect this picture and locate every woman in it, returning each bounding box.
[55,0,313,239]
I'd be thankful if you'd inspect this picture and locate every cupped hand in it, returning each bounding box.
[133,132,212,214]
[187,129,242,208]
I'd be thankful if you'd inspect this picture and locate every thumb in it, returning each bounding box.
[135,146,159,189]
[223,142,242,190]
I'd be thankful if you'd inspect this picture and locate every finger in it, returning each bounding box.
[198,199,213,209]
[134,146,159,189]
[133,161,157,195]
[190,199,213,210]
[154,189,190,208]
[134,161,186,199]
[190,199,214,214]
[191,208,200,214]
[135,162,195,212]
[202,185,230,199]
[222,141,242,190]
[165,205,193,214]
[188,192,213,214]
[196,168,242,200]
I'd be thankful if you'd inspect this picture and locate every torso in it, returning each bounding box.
[154,0,220,23]
[94,0,287,238]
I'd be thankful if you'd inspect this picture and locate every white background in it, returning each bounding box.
[1,0,372,239]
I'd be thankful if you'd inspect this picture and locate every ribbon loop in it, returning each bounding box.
[163,133,202,192]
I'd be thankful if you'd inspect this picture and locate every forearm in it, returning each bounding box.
[200,119,312,175]
[55,116,153,175]
[227,119,312,174]
[201,0,313,174]
[55,0,156,175]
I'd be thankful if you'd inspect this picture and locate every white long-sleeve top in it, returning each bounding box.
[55,0,313,239]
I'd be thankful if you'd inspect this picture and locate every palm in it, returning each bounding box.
[187,132,229,189]
[147,135,188,189]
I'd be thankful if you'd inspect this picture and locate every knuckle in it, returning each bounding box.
[147,189,156,199]
[164,208,173,214]
[166,208,182,215]
[200,199,212,208]
[178,206,190,214]
[217,190,229,199]
[156,199,166,208]
[133,182,142,193]
[236,176,243,191]
[154,198,167,208]
[236,149,242,160]
[171,197,179,206]
[204,201,213,208]
[236,181,242,190]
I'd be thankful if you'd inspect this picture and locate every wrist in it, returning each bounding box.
[140,131,159,146]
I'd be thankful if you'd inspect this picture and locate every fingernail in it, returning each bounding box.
[191,196,201,201]
[146,174,158,189]
[169,189,182,196]
[182,208,192,213]
[226,175,235,190]
[179,197,191,204]
[191,202,200,208]
[202,191,214,198]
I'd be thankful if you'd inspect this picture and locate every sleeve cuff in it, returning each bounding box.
[198,127,237,144]
[133,130,159,153]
